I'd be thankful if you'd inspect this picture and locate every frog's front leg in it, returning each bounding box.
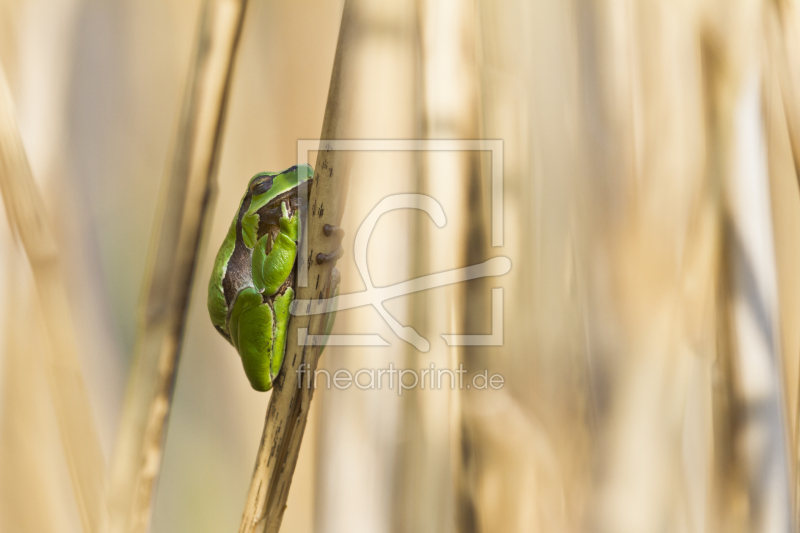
[252,203,298,296]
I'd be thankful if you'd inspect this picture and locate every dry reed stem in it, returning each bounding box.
[409,0,482,531]
[763,0,800,525]
[0,64,106,533]
[0,280,64,532]
[767,0,800,179]
[237,4,355,532]
[107,1,249,531]
[701,1,793,529]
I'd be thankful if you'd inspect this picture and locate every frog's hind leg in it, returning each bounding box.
[237,301,275,392]
[271,287,294,381]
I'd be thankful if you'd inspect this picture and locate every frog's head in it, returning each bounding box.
[240,164,311,247]
[246,163,313,210]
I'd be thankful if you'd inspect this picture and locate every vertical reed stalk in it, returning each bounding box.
[764,1,800,523]
[0,63,106,533]
[107,1,249,531]
[238,3,355,531]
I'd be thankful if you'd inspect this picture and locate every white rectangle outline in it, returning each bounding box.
[296,139,504,287]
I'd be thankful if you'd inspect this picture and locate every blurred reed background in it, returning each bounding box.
[2,0,800,532]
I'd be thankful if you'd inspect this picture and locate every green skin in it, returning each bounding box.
[208,164,327,391]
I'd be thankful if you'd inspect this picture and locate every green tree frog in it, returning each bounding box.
[207,164,340,391]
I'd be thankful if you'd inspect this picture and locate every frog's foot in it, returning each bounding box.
[316,224,345,265]
[323,224,345,239]
[316,247,343,264]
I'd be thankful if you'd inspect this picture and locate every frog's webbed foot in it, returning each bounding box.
[316,248,343,264]
[323,224,344,239]
[316,224,345,265]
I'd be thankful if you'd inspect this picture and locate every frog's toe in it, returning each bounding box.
[316,246,344,265]
[323,224,345,239]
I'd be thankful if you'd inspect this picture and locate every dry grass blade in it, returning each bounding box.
[238,4,355,532]
[0,64,107,533]
[107,1,249,531]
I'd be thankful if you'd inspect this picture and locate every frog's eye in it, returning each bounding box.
[249,176,274,195]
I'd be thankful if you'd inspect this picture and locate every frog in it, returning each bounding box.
[207,164,341,391]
